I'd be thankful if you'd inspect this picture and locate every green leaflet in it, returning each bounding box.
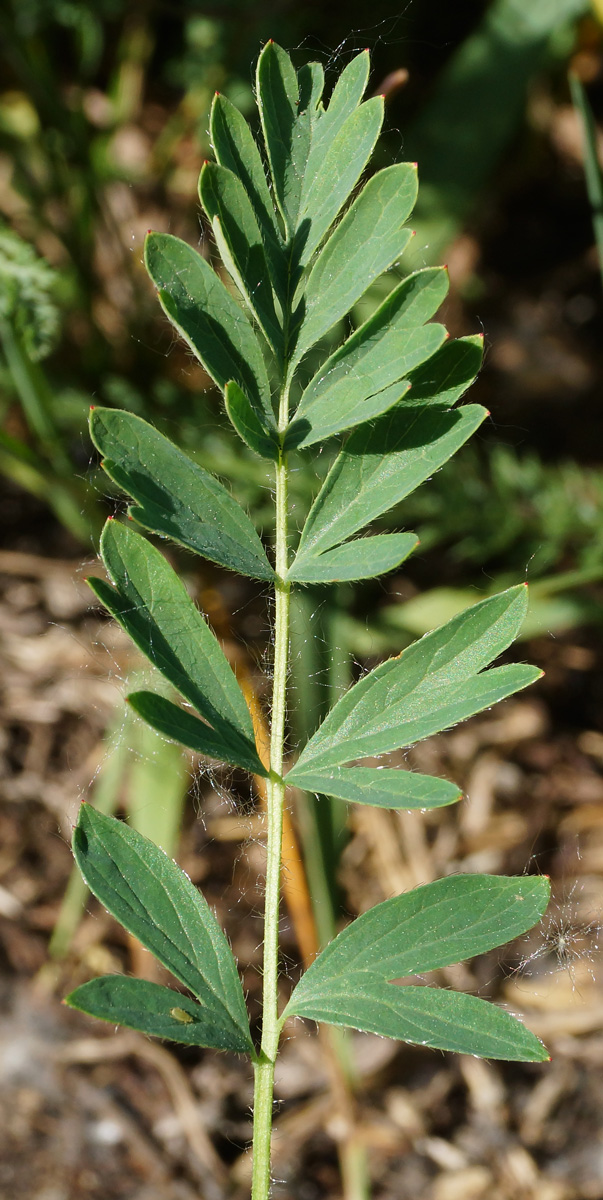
[144,232,275,429]
[284,873,550,1061]
[288,531,418,585]
[285,763,461,810]
[294,97,384,267]
[199,162,283,356]
[285,981,547,1062]
[66,977,247,1051]
[89,520,266,776]
[289,268,449,448]
[407,333,484,407]
[256,41,311,235]
[294,405,487,560]
[293,586,540,770]
[292,164,418,363]
[306,50,370,166]
[224,380,279,460]
[127,690,265,775]
[70,806,253,1054]
[297,60,325,114]
[284,381,412,451]
[90,407,274,581]
[210,92,285,303]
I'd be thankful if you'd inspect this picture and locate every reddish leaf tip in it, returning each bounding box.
[215,90,220,96]
[89,404,95,410]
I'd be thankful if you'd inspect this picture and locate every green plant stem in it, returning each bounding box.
[251,446,290,1200]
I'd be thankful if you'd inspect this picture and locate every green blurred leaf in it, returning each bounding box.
[71,806,253,1054]
[288,531,418,584]
[144,232,274,427]
[90,407,275,580]
[284,873,550,1060]
[292,165,418,362]
[286,763,461,809]
[66,977,246,1051]
[293,586,540,770]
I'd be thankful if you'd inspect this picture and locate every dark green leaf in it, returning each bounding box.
[288,531,418,584]
[199,162,283,355]
[284,873,550,1061]
[224,380,279,460]
[285,763,461,809]
[256,42,310,235]
[294,587,540,770]
[292,164,418,362]
[66,976,249,1052]
[90,520,266,775]
[286,979,548,1061]
[292,268,449,447]
[210,92,285,301]
[127,690,266,775]
[144,232,274,427]
[72,806,253,1053]
[295,405,487,555]
[90,407,274,581]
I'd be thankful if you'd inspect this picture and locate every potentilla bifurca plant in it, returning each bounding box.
[66,43,550,1200]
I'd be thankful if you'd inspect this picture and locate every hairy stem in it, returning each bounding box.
[251,446,290,1200]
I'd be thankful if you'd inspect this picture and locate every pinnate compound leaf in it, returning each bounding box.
[210,92,285,300]
[90,520,266,776]
[90,407,274,581]
[256,41,310,234]
[284,873,550,1061]
[224,380,279,460]
[72,806,253,1053]
[296,405,487,558]
[144,232,274,428]
[66,977,248,1051]
[292,164,418,363]
[285,763,461,810]
[294,586,540,770]
[288,531,418,584]
[289,268,449,447]
[127,690,266,775]
[199,162,283,355]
